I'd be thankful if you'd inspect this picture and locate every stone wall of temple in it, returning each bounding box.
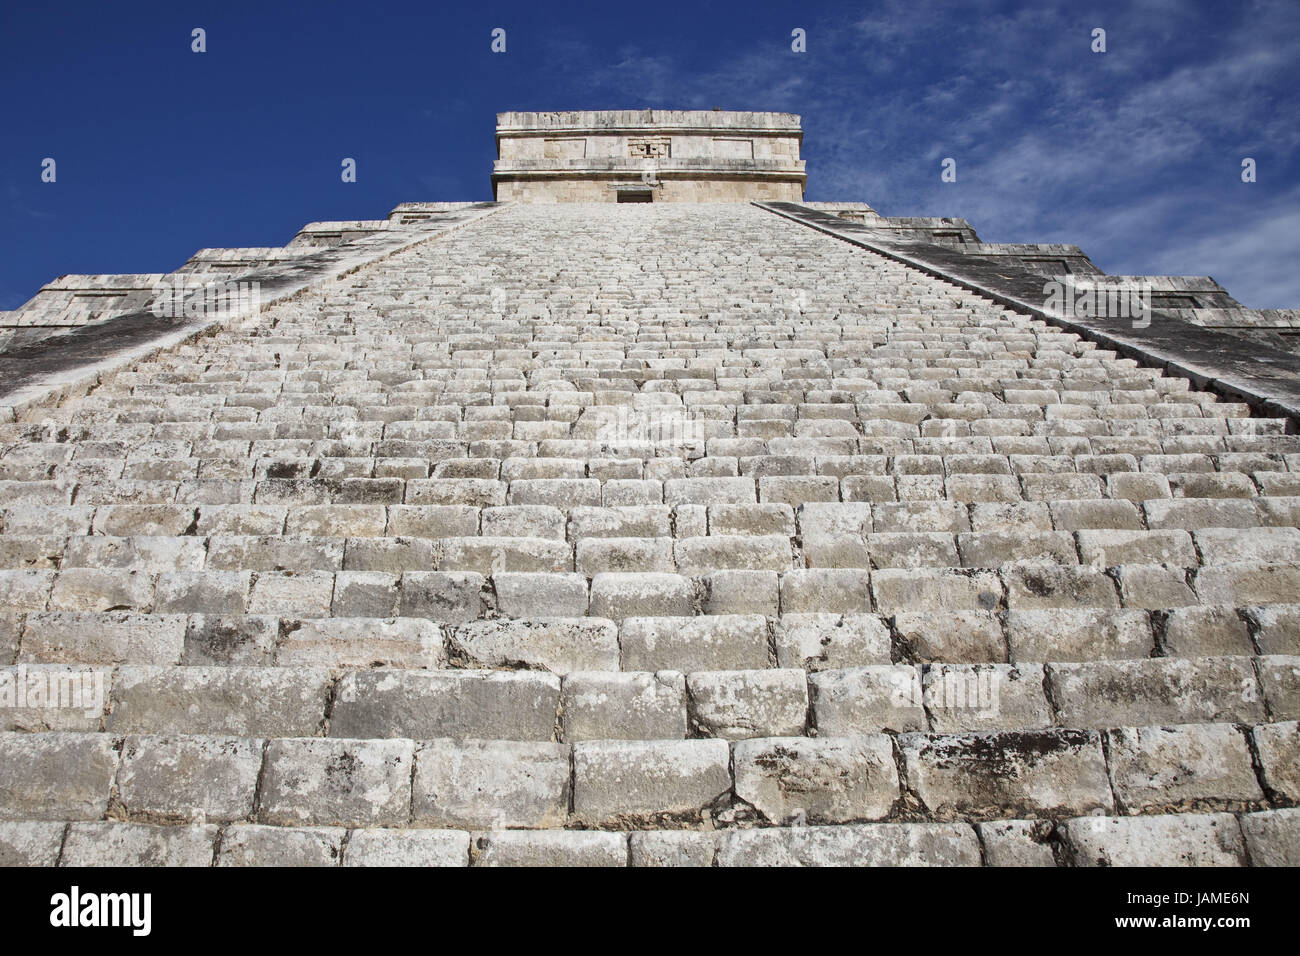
[491,109,806,203]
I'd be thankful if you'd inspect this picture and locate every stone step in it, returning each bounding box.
[14,560,1299,611]
[8,812,1292,866]
[1,658,1294,735]
[7,502,1300,545]
[3,201,1297,865]
[0,726,1293,847]
[3,605,1297,669]
[7,435,1297,461]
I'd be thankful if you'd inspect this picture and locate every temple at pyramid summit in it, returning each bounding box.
[0,110,1298,867]
[491,109,807,202]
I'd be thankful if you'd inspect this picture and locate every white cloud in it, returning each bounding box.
[531,1,1300,304]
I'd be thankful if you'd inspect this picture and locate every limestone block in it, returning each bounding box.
[259,737,414,827]
[329,669,559,741]
[687,669,808,739]
[1062,813,1245,866]
[572,739,731,825]
[413,740,569,829]
[733,735,899,824]
[560,671,687,740]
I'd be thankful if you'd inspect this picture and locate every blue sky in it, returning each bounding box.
[2,0,1297,310]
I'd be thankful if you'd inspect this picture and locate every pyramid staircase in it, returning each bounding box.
[0,202,1296,866]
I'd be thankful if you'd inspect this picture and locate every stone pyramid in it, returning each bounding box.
[0,113,1297,867]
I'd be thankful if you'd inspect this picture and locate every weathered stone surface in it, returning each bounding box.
[0,732,118,821]
[561,671,687,740]
[493,572,588,617]
[1105,723,1263,812]
[1076,529,1196,568]
[118,734,263,823]
[208,535,343,572]
[288,505,386,538]
[343,828,470,866]
[0,570,53,612]
[1247,604,1300,655]
[899,729,1113,819]
[110,666,330,736]
[343,538,439,574]
[620,614,768,671]
[712,503,795,537]
[799,502,872,537]
[493,110,804,203]
[629,830,717,867]
[1252,720,1300,802]
[687,669,808,739]
[664,477,755,506]
[247,570,334,617]
[413,740,569,829]
[700,570,779,615]
[872,568,1001,614]
[569,505,670,539]
[733,735,899,824]
[0,664,109,731]
[1194,562,1300,606]
[675,535,791,574]
[0,614,20,665]
[1161,605,1254,657]
[1256,655,1300,721]
[1115,564,1197,609]
[573,739,731,825]
[0,820,65,865]
[716,822,980,866]
[923,663,1052,732]
[775,613,892,669]
[218,823,344,866]
[449,618,618,673]
[977,819,1057,866]
[397,571,485,623]
[154,570,250,614]
[21,611,185,665]
[259,737,414,827]
[62,822,217,866]
[183,614,278,665]
[1003,565,1117,610]
[7,190,1300,867]
[958,530,1076,567]
[1062,813,1246,866]
[329,571,398,617]
[1194,526,1300,564]
[1048,658,1265,728]
[66,536,203,574]
[893,610,1005,663]
[1240,808,1300,866]
[577,536,673,574]
[278,617,444,669]
[1005,609,1152,662]
[330,669,560,741]
[809,665,926,734]
[780,569,873,614]
[472,830,627,866]
[440,535,571,574]
[589,572,693,618]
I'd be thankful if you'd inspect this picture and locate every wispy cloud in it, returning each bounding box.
[534,0,1299,307]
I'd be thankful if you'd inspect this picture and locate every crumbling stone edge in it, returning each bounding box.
[756,201,1300,431]
[0,203,507,421]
